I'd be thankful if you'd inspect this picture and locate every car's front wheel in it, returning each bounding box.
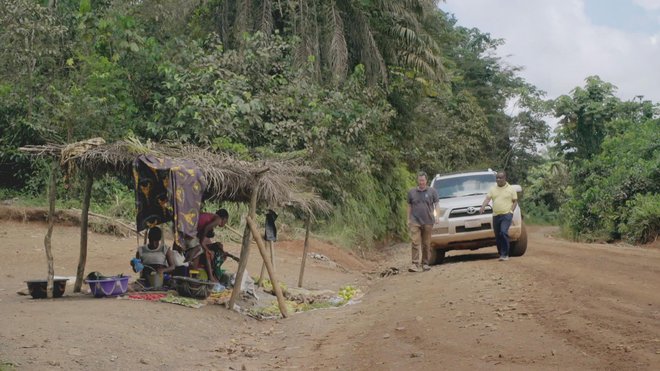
[429,248,446,265]
[509,223,528,257]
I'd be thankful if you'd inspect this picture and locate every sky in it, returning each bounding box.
[441,0,660,103]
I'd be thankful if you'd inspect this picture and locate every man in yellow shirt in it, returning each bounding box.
[479,171,518,261]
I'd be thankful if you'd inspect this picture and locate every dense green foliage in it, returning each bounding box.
[561,115,659,243]
[4,1,655,247]
[524,77,659,243]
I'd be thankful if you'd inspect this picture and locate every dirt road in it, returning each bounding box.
[0,221,658,370]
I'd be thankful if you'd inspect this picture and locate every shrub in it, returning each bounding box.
[620,193,660,244]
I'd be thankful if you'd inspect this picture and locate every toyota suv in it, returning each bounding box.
[428,170,527,264]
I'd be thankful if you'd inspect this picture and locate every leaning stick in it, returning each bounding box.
[246,216,288,318]
[69,208,142,236]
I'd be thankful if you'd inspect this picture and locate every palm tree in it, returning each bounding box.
[205,0,445,85]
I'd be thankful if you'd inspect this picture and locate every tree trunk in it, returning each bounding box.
[44,161,58,298]
[74,173,93,292]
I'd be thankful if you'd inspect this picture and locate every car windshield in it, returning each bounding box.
[433,174,496,199]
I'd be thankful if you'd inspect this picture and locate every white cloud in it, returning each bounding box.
[442,0,660,103]
[633,0,660,11]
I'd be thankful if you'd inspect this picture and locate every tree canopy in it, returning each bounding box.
[5,1,655,246]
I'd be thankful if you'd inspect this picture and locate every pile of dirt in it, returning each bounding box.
[0,205,136,237]
[0,205,79,224]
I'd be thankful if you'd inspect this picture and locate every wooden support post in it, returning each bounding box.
[70,208,140,235]
[257,241,274,287]
[227,187,258,310]
[44,161,58,298]
[74,173,93,292]
[297,216,312,288]
[225,225,244,239]
[258,260,266,287]
[246,216,288,318]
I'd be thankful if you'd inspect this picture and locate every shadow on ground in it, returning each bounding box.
[442,251,500,265]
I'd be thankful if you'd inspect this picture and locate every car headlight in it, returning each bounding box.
[434,207,447,222]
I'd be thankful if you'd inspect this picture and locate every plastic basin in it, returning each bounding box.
[85,276,130,298]
[25,279,68,299]
[172,276,214,299]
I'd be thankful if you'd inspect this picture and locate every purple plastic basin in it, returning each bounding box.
[85,276,130,298]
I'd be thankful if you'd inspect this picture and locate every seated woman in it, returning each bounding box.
[170,243,189,277]
[135,227,175,286]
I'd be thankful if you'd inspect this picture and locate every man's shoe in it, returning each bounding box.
[499,256,509,261]
[498,256,505,261]
[408,265,421,273]
[422,264,431,271]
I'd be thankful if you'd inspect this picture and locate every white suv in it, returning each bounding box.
[428,170,527,264]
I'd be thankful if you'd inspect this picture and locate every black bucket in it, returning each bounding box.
[25,279,69,299]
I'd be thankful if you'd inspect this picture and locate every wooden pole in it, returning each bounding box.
[227,187,258,310]
[297,215,312,288]
[246,216,288,318]
[258,260,266,287]
[44,161,58,298]
[257,240,275,287]
[225,225,244,239]
[69,208,140,235]
[74,173,93,292]
[257,241,275,287]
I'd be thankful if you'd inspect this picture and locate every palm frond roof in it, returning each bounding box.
[20,138,330,216]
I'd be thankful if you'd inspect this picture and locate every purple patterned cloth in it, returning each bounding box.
[133,155,207,245]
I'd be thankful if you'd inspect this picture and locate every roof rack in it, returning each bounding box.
[433,169,496,178]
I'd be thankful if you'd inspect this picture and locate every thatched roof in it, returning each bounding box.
[19,138,331,216]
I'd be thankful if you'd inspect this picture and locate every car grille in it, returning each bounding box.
[456,223,492,233]
[449,205,492,218]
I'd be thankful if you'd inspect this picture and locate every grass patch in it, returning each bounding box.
[0,360,16,371]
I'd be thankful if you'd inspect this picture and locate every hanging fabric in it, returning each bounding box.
[133,154,207,246]
[264,209,278,241]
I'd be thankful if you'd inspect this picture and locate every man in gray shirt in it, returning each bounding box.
[407,171,439,272]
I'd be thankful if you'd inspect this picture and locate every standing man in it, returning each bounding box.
[479,171,518,261]
[407,171,439,272]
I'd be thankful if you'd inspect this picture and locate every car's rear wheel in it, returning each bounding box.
[429,248,446,265]
[509,223,528,257]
